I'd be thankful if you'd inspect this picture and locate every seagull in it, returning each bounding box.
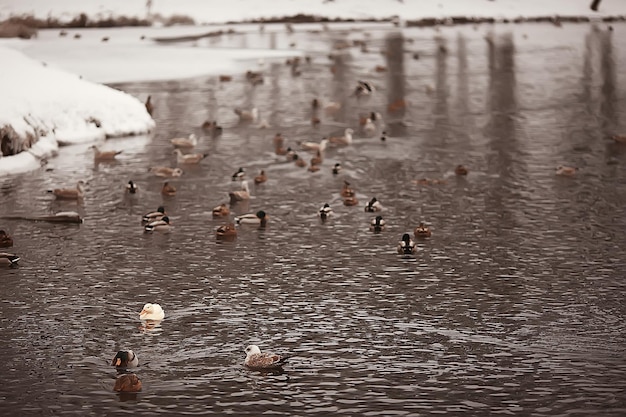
[244,345,288,370]
[111,349,138,370]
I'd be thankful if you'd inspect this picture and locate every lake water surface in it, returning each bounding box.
[1,21,625,416]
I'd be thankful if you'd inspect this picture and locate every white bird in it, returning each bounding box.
[329,128,353,146]
[234,107,259,122]
[229,180,250,203]
[235,210,268,227]
[150,166,184,178]
[318,203,333,221]
[174,149,208,164]
[111,349,139,369]
[170,133,198,149]
[244,345,288,370]
[139,303,165,321]
[364,197,383,212]
[354,80,375,98]
[300,138,329,152]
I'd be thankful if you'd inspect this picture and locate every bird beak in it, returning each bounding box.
[139,309,147,316]
[113,358,121,366]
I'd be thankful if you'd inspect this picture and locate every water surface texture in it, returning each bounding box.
[1,22,625,416]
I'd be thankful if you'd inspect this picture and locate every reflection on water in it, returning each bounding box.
[1,22,625,416]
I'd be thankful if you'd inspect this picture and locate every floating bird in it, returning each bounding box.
[310,150,323,166]
[556,165,578,176]
[174,149,208,164]
[202,120,223,137]
[397,233,417,255]
[126,180,138,194]
[370,215,386,232]
[0,230,13,248]
[354,80,375,98]
[111,350,138,370]
[244,345,288,370]
[50,180,86,200]
[113,373,142,393]
[318,203,333,221]
[150,166,183,178]
[0,252,20,266]
[91,145,122,161]
[145,95,154,116]
[293,153,307,167]
[455,165,469,176]
[308,163,320,172]
[139,303,165,321]
[324,101,341,116]
[212,203,230,217]
[161,181,176,196]
[610,134,626,143]
[142,206,165,224]
[332,163,342,175]
[340,180,355,198]
[300,138,329,152]
[273,133,285,148]
[364,197,383,212]
[229,180,250,203]
[232,167,246,181]
[235,210,268,227]
[254,170,267,185]
[414,222,432,238]
[343,196,359,206]
[329,128,354,146]
[144,216,171,233]
[170,133,198,149]
[362,117,377,137]
[216,223,237,240]
[234,107,259,122]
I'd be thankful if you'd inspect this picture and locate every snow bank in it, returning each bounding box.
[0,46,154,175]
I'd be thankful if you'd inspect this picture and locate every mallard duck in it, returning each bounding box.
[340,180,355,197]
[145,95,154,116]
[150,166,183,178]
[232,167,245,181]
[244,345,288,370]
[174,149,208,164]
[0,230,13,248]
[332,163,342,175]
[363,117,377,137]
[310,150,323,166]
[455,165,469,176]
[343,196,359,206]
[212,203,230,217]
[139,303,165,321]
[414,222,432,238]
[234,107,259,122]
[216,223,237,240]
[318,203,333,220]
[113,373,142,393]
[397,233,417,255]
[273,133,285,147]
[51,180,86,200]
[144,216,171,233]
[235,210,268,227]
[354,80,375,98]
[170,133,197,149]
[300,138,329,152]
[254,170,267,185]
[91,145,122,161]
[229,180,250,203]
[111,350,138,369]
[556,165,578,176]
[364,197,383,212]
[293,154,307,167]
[161,181,176,196]
[329,128,354,146]
[370,215,386,232]
[126,180,138,194]
[0,252,20,266]
[142,206,165,224]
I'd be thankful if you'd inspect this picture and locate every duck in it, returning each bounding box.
[232,167,246,181]
[0,252,20,266]
[414,222,432,238]
[364,197,383,212]
[455,165,469,176]
[142,206,165,224]
[229,180,250,203]
[149,166,184,178]
[300,138,329,153]
[145,95,154,116]
[293,154,307,168]
[51,180,86,200]
[91,145,122,161]
[0,230,13,248]
[113,373,142,393]
[362,117,377,137]
[212,203,230,217]
[174,149,208,164]
[329,128,354,146]
[340,180,355,198]
[216,223,237,240]
[126,180,138,194]
[354,80,375,98]
[380,131,387,142]
[254,170,267,185]
[397,233,417,255]
[310,150,323,166]
[144,216,171,233]
[235,210,268,227]
[284,147,297,161]
[111,350,138,370]
[202,120,223,137]
[332,163,342,175]
[139,303,165,321]
[244,344,288,370]
[170,133,198,149]
[161,181,176,196]
[611,134,626,143]
[370,215,386,232]
[308,163,321,173]
[556,165,578,176]
[324,101,341,116]
[273,133,285,148]
[234,107,259,122]
[318,203,333,221]
[343,196,359,206]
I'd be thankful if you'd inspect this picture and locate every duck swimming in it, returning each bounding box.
[161,181,176,196]
[232,167,246,181]
[0,252,20,266]
[51,180,86,200]
[235,210,268,227]
[414,222,432,238]
[142,206,165,224]
[556,165,578,176]
[150,166,183,178]
[113,373,142,393]
[126,180,138,194]
[139,303,165,321]
[244,344,288,370]
[144,216,171,233]
[111,349,138,370]
[370,215,386,232]
[216,223,237,240]
[254,170,267,185]
[212,203,230,217]
[170,133,198,149]
[364,197,383,212]
[329,128,354,146]
[0,230,13,248]
[229,180,250,204]
[340,180,355,198]
[455,165,469,176]
[174,149,208,164]
[318,203,333,221]
[397,233,417,255]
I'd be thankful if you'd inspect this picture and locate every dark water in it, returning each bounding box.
[1,22,625,416]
